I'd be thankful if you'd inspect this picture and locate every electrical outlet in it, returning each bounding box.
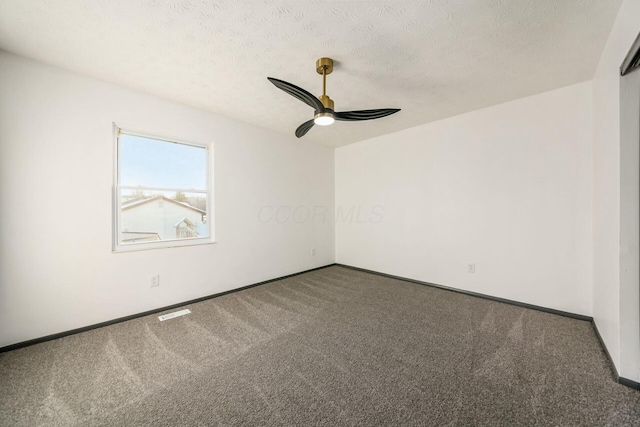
[151,274,160,287]
[468,264,475,273]
[311,248,316,256]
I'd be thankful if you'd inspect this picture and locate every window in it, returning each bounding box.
[113,125,212,251]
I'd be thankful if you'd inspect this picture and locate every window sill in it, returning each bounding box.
[112,238,216,253]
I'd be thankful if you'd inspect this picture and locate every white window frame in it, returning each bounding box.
[112,124,214,252]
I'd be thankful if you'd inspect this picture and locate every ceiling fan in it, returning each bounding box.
[268,58,401,138]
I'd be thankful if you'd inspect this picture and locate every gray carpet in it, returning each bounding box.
[1,266,639,426]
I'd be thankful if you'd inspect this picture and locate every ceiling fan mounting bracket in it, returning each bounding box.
[316,57,334,75]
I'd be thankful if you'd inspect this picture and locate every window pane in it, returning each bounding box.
[120,189,208,244]
[119,133,207,190]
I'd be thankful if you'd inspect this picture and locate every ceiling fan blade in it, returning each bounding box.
[295,119,315,138]
[334,109,401,121]
[268,77,325,113]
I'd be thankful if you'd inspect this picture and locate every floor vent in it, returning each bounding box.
[158,309,191,321]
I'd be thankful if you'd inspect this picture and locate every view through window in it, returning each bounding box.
[114,126,211,251]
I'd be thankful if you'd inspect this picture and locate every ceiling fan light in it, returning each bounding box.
[314,112,335,126]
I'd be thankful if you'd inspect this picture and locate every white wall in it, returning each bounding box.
[592,0,640,382]
[336,82,593,316]
[0,51,335,348]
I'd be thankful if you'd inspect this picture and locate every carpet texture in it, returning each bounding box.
[1,266,639,426]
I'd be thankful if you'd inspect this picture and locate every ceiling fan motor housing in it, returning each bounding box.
[319,94,334,111]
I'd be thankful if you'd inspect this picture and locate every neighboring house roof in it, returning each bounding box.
[122,195,206,214]
[174,217,195,228]
[122,195,148,207]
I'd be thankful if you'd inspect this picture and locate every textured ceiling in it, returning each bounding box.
[0,0,622,147]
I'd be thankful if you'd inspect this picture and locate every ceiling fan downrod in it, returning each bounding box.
[314,57,335,125]
[316,57,334,111]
